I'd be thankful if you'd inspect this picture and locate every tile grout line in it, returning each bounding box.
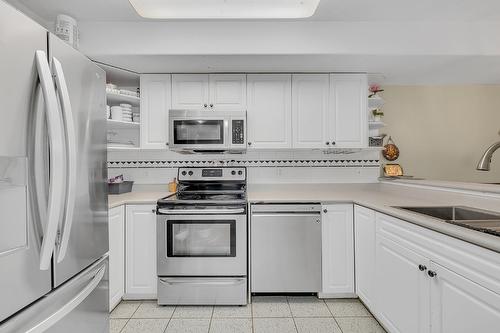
[324,299,345,333]
[286,297,299,333]
[207,306,215,333]
[117,300,142,333]
[162,304,176,333]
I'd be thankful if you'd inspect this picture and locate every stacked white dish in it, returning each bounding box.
[110,106,123,121]
[120,103,132,122]
[132,107,140,123]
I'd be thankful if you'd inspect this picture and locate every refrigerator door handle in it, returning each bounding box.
[25,264,106,333]
[35,50,66,270]
[51,57,77,264]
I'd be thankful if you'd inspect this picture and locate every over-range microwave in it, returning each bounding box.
[168,110,247,153]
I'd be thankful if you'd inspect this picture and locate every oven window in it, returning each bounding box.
[167,220,236,257]
[173,120,224,145]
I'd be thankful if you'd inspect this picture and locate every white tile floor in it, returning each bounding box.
[110,296,387,333]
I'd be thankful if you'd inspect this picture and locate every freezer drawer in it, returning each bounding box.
[158,277,247,305]
[0,256,109,333]
[251,204,322,292]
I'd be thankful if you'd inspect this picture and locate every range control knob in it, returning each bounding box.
[231,170,236,175]
[181,171,187,176]
[188,171,193,176]
[238,170,243,175]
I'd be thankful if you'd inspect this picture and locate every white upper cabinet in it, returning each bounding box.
[171,74,210,110]
[247,74,292,149]
[292,74,330,149]
[329,74,368,148]
[209,74,247,110]
[172,74,246,111]
[140,74,172,149]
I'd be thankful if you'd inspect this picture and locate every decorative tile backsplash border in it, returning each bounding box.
[108,158,380,169]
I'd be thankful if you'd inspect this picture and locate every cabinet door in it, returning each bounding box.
[430,262,500,333]
[247,74,292,149]
[125,205,157,299]
[354,205,376,309]
[321,204,354,296]
[171,74,209,110]
[109,206,125,311]
[376,234,430,333]
[140,74,171,149]
[329,74,368,148]
[209,74,246,111]
[292,74,330,149]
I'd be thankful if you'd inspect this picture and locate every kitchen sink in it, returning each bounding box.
[394,206,500,237]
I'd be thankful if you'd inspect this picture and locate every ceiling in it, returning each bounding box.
[12,0,500,22]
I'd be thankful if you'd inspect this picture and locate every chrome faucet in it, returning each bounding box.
[477,141,500,171]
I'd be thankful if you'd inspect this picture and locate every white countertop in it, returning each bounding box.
[108,191,172,208]
[248,183,500,253]
[106,182,500,253]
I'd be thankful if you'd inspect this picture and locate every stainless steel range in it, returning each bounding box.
[156,167,247,305]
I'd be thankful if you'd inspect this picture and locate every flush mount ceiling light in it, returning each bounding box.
[128,0,321,19]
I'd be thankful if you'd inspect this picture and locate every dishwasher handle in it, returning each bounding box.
[251,212,321,218]
[251,204,322,214]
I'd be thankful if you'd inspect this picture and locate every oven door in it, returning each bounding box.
[157,214,246,276]
[169,118,229,150]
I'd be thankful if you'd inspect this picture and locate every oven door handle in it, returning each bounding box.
[159,278,246,286]
[157,208,245,215]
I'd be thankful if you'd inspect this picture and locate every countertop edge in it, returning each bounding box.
[248,197,500,254]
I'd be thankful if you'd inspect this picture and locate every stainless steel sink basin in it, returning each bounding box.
[394,206,500,237]
[396,206,500,221]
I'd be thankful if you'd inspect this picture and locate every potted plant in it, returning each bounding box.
[372,109,384,122]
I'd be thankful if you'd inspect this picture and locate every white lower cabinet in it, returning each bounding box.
[430,261,500,333]
[353,208,500,333]
[320,204,354,297]
[109,205,125,311]
[375,234,430,333]
[125,205,157,299]
[354,205,376,309]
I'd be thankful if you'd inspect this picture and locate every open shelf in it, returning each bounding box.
[106,92,140,107]
[368,95,385,109]
[107,119,140,130]
[369,121,386,130]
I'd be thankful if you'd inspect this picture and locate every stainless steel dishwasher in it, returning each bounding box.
[250,204,322,293]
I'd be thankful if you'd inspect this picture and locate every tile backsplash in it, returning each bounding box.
[108,149,381,184]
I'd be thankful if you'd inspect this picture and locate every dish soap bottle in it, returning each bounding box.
[168,177,177,193]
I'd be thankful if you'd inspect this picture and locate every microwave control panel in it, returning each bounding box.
[232,120,245,145]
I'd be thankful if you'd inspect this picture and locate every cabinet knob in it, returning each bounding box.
[152,209,156,213]
[325,142,330,145]
[248,142,252,146]
[203,104,208,108]
[418,264,427,272]
[323,209,328,213]
[165,142,169,146]
[427,270,437,278]
[331,141,336,145]
[210,104,214,108]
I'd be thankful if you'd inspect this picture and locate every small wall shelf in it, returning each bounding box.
[368,95,385,109]
[107,119,140,130]
[106,92,140,107]
[369,121,386,130]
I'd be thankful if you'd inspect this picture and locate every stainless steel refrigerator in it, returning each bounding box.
[0,1,109,332]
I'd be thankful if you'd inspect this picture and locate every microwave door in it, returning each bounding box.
[171,119,228,150]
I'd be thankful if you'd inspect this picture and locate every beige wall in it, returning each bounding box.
[382,85,500,183]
